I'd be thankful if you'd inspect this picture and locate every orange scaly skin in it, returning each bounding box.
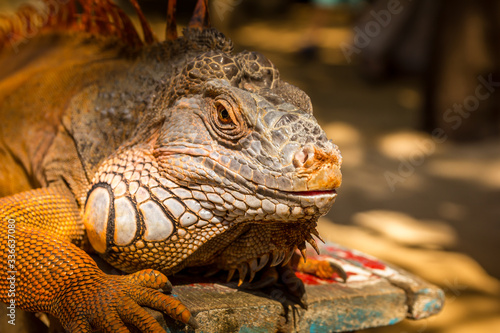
[0,0,343,331]
[0,188,84,244]
[0,1,199,331]
[0,189,195,331]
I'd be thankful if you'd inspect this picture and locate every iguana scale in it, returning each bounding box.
[0,1,342,331]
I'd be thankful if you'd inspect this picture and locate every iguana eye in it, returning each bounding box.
[213,99,237,129]
[216,102,233,125]
[204,91,249,144]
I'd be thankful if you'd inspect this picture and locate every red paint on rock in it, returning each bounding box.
[341,251,385,270]
[295,271,350,285]
[295,272,322,285]
[323,246,386,270]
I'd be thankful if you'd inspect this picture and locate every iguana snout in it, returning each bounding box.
[292,144,342,192]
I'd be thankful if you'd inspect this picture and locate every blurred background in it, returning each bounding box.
[1,0,500,332]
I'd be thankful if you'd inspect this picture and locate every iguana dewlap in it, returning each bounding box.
[0,1,342,331]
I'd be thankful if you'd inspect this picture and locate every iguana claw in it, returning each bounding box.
[297,256,348,282]
[56,269,198,332]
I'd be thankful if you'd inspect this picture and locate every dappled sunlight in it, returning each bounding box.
[445,315,500,333]
[232,5,353,66]
[386,296,500,333]
[426,158,500,190]
[426,159,484,182]
[234,22,352,58]
[377,130,437,160]
[352,210,457,249]
[234,22,303,53]
[484,160,500,188]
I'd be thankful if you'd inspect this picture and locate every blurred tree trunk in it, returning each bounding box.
[424,0,500,141]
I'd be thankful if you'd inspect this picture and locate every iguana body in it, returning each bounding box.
[0,1,342,331]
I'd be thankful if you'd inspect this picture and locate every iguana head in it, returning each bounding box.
[83,29,341,281]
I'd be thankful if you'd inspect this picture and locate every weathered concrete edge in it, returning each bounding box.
[146,279,408,332]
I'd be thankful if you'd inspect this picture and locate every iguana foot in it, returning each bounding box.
[56,269,198,332]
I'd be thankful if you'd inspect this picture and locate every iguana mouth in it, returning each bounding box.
[156,149,340,200]
[286,189,337,197]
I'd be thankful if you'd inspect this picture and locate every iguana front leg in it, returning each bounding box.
[0,187,197,332]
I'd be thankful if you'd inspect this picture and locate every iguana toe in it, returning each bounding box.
[56,269,195,332]
[297,256,348,282]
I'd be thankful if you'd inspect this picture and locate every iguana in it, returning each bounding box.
[0,0,342,331]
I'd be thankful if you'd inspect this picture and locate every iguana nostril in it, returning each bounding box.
[293,145,315,168]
